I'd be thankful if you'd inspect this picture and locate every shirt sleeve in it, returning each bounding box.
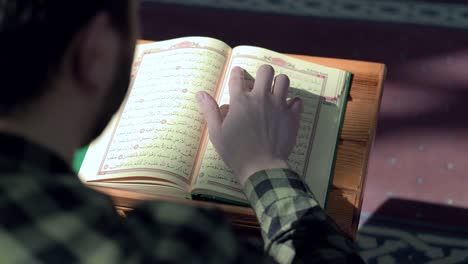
[118,168,363,264]
[243,169,364,264]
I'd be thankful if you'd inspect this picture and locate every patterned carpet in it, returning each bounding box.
[140,0,468,262]
[149,0,468,29]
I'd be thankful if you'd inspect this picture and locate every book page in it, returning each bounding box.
[79,37,231,190]
[193,46,346,203]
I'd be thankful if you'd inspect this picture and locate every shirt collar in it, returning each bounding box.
[0,132,74,175]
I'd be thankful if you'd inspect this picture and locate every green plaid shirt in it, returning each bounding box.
[0,133,363,263]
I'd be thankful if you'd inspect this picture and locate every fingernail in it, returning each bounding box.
[196,92,205,102]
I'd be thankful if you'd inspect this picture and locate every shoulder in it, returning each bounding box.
[125,201,241,262]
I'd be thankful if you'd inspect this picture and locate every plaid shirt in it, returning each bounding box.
[0,133,363,263]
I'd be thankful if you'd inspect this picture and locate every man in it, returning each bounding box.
[0,0,364,263]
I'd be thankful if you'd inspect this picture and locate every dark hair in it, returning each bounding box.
[0,0,129,114]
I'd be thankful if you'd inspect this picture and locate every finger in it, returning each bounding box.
[252,64,275,97]
[196,91,222,144]
[272,74,290,103]
[228,66,247,98]
[220,104,229,122]
[244,70,255,92]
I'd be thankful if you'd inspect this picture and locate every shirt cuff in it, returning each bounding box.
[243,168,318,216]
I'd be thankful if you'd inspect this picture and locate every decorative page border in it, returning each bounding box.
[140,40,229,57]
[207,180,243,193]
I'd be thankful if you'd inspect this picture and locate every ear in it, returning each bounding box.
[71,12,119,97]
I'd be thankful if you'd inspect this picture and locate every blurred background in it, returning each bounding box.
[138,0,468,262]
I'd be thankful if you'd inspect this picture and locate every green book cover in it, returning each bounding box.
[73,147,88,173]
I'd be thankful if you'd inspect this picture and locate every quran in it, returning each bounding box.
[77,36,352,207]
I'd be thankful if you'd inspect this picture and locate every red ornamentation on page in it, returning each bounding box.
[271,57,288,67]
[173,41,198,48]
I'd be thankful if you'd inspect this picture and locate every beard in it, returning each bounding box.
[82,39,134,146]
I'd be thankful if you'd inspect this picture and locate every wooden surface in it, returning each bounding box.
[93,40,386,240]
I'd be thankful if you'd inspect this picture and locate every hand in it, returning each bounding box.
[196,65,303,186]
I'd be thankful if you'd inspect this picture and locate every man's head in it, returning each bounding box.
[0,0,139,160]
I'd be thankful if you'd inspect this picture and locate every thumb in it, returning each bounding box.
[289,97,303,125]
[196,91,222,143]
[288,97,303,114]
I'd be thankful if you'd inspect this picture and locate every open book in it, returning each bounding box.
[77,36,352,207]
